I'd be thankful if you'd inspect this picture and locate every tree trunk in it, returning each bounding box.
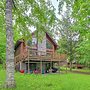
[70,61,72,71]
[5,0,16,88]
[88,62,90,69]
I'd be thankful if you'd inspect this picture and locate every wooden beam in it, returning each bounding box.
[25,62,51,64]
[50,60,53,73]
[40,61,42,74]
[20,61,22,70]
[40,52,42,74]
[28,60,30,73]
[58,61,60,73]
[28,49,30,73]
[20,43,23,55]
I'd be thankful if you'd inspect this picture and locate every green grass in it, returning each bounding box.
[72,68,90,73]
[60,66,90,73]
[0,70,90,90]
[0,64,3,70]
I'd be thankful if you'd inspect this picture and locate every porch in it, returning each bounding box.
[15,60,61,74]
[15,46,67,73]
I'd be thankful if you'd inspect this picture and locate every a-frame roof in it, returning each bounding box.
[15,31,58,50]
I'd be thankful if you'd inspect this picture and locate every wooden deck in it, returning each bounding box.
[15,47,66,65]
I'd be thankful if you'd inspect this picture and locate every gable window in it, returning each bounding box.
[46,40,53,49]
[27,40,32,46]
[32,38,37,45]
[27,38,37,46]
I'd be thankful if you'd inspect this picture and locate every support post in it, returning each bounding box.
[58,61,60,73]
[28,49,30,73]
[58,54,61,74]
[28,59,30,73]
[20,61,22,70]
[50,61,53,73]
[40,61,42,74]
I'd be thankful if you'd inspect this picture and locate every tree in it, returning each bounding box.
[72,0,90,67]
[5,0,16,88]
[0,0,56,64]
[56,18,79,71]
[55,0,78,71]
[0,0,6,63]
[56,0,90,69]
[75,34,90,68]
[0,31,6,64]
[4,0,56,88]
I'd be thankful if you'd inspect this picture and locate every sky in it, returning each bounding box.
[51,0,60,19]
[51,0,67,19]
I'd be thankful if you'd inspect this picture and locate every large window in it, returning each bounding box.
[46,40,53,49]
[27,40,32,46]
[27,38,37,46]
[32,38,37,45]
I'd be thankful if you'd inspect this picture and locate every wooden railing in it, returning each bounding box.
[15,46,66,64]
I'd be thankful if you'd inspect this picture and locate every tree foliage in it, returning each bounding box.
[0,0,56,63]
[72,0,90,66]
[57,0,90,68]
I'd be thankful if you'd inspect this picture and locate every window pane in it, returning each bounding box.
[46,40,53,49]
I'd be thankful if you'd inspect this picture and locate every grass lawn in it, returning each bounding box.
[0,69,90,90]
[72,68,90,73]
[60,67,90,73]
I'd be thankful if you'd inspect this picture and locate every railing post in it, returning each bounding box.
[53,52,54,59]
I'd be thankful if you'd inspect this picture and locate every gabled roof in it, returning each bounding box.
[32,30,58,47]
[15,39,24,50]
[46,32,57,47]
[15,31,58,50]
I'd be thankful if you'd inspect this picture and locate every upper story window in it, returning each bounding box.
[32,38,37,45]
[27,38,37,46]
[46,40,53,49]
[27,39,32,46]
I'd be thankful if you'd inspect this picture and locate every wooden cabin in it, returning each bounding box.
[14,32,67,74]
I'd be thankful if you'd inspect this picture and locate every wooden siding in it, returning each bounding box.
[38,36,46,54]
[15,44,21,56]
[15,32,66,65]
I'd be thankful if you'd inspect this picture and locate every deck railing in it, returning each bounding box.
[15,46,66,64]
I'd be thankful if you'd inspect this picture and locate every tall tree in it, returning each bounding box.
[56,17,79,71]
[5,0,16,88]
[4,0,55,88]
[0,0,6,63]
[72,0,90,67]
[56,0,90,69]
[56,0,77,71]
[0,0,56,64]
